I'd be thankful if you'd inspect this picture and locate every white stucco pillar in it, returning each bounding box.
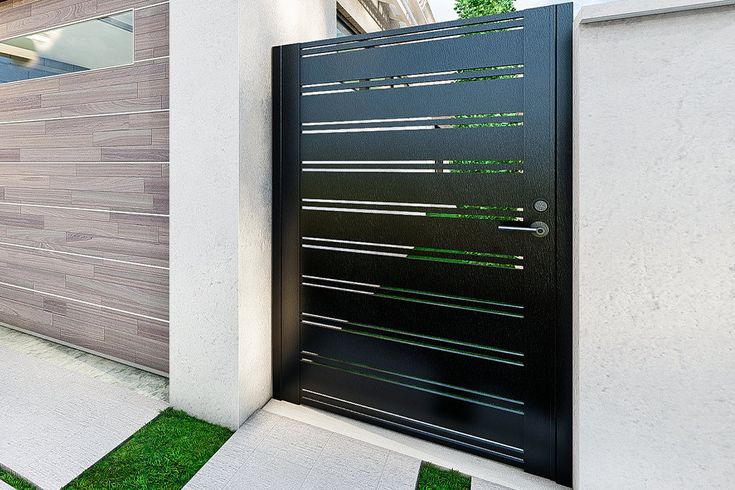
[575,0,735,487]
[170,1,335,429]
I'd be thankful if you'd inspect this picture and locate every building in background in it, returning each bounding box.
[337,0,436,35]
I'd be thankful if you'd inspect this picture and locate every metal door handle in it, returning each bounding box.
[498,221,549,238]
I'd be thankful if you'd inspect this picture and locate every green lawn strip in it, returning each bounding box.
[0,468,36,490]
[416,462,472,490]
[63,408,232,490]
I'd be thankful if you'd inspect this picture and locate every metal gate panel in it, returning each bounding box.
[274,4,572,484]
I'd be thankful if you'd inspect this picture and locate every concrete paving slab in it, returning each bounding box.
[0,346,167,490]
[185,410,422,490]
[473,477,515,490]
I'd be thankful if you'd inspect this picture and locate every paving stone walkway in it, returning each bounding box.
[186,409,522,490]
[185,410,422,490]
[0,345,167,490]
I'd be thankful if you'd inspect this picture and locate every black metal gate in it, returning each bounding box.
[273,4,572,484]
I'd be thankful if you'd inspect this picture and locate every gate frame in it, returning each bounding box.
[272,4,573,485]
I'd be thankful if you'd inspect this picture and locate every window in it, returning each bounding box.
[337,12,359,37]
[0,11,133,84]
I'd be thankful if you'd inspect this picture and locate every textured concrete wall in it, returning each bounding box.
[237,0,335,423]
[170,0,333,429]
[575,1,735,487]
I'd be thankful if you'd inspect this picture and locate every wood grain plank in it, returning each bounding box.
[135,7,167,27]
[51,176,146,192]
[41,83,139,108]
[0,4,31,24]
[0,133,95,149]
[0,121,46,137]
[21,204,110,221]
[138,79,168,98]
[30,0,94,16]
[0,223,169,267]
[74,163,162,178]
[135,28,168,60]
[58,61,168,91]
[45,114,132,135]
[0,77,59,99]
[101,146,168,162]
[0,175,49,188]
[0,94,41,111]
[0,294,55,336]
[0,107,62,124]
[0,210,44,229]
[97,0,166,12]
[3,1,97,39]
[70,189,155,211]
[0,163,76,176]
[61,96,164,117]
[0,149,22,162]
[20,147,102,162]
[65,274,168,320]
[3,188,72,205]
[93,129,152,147]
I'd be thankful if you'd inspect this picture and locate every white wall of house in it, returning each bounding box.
[169,0,334,430]
[575,0,735,487]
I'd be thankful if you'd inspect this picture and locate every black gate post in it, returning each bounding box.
[554,3,574,486]
[272,43,302,403]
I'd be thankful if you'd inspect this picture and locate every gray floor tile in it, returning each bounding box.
[312,433,389,484]
[226,450,312,490]
[0,480,15,490]
[0,345,167,490]
[472,477,516,490]
[184,452,246,490]
[378,452,422,490]
[258,416,333,468]
[302,466,383,490]
[186,410,422,490]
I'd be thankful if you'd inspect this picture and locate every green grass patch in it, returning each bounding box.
[0,469,36,490]
[416,462,472,490]
[63,408,232,490]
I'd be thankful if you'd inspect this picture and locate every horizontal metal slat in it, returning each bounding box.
[301,327,524,401]
[304,20,524,55]
[301,246,524,306]
[301,29,523,85]
[301,126,523,162]
[300,362,525,452]
[301,78,523,123]
[301,66,522,93]
[301,211,536,257]
[303,116,523,132]
[300,172,529,210]
[301,286,525,352]
[301,10,523,49]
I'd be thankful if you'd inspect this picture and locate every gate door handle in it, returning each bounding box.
[498,221,549,238]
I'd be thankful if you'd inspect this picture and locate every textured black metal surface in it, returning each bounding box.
[273,5,572,484]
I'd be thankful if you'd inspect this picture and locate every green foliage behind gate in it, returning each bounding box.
[454,0,515,18]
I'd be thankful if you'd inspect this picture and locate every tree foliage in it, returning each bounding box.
[454,0,514,18]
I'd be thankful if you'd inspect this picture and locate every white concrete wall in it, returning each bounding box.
[236,0,335,423]
[170,0,334,429]
[575,1,735,488]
